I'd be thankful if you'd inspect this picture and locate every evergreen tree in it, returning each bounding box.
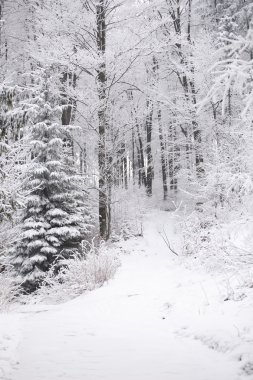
[11,72,91,292]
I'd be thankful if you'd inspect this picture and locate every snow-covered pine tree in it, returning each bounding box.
[12,70,91,292]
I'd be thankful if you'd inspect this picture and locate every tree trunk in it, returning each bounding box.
[132,128,136,185]
[123,150,128,189]
[158,109,168,200]
[136,123,146,187]
[60,71,77,158]
[96,0,109,240]
[187,0,204,176]
[136,144,142,187]
[146,99,153,196]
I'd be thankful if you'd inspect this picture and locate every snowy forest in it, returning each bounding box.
[0,0,253,379]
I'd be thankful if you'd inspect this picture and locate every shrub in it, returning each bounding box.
[0,273,20,311]
[33,241,120,303]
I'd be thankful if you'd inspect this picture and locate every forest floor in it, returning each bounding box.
[0,210,253,380]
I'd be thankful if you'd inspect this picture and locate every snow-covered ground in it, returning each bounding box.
[1,210,253,380]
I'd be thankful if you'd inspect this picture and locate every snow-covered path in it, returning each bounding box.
[2,211,253,380]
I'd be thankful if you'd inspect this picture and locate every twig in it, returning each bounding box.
[159,227,179,256]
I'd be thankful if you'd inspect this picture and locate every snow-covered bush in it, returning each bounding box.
[0,273,20,311]
[33,241,120,303]
[182,197,253,273]
[59,247,120,291]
